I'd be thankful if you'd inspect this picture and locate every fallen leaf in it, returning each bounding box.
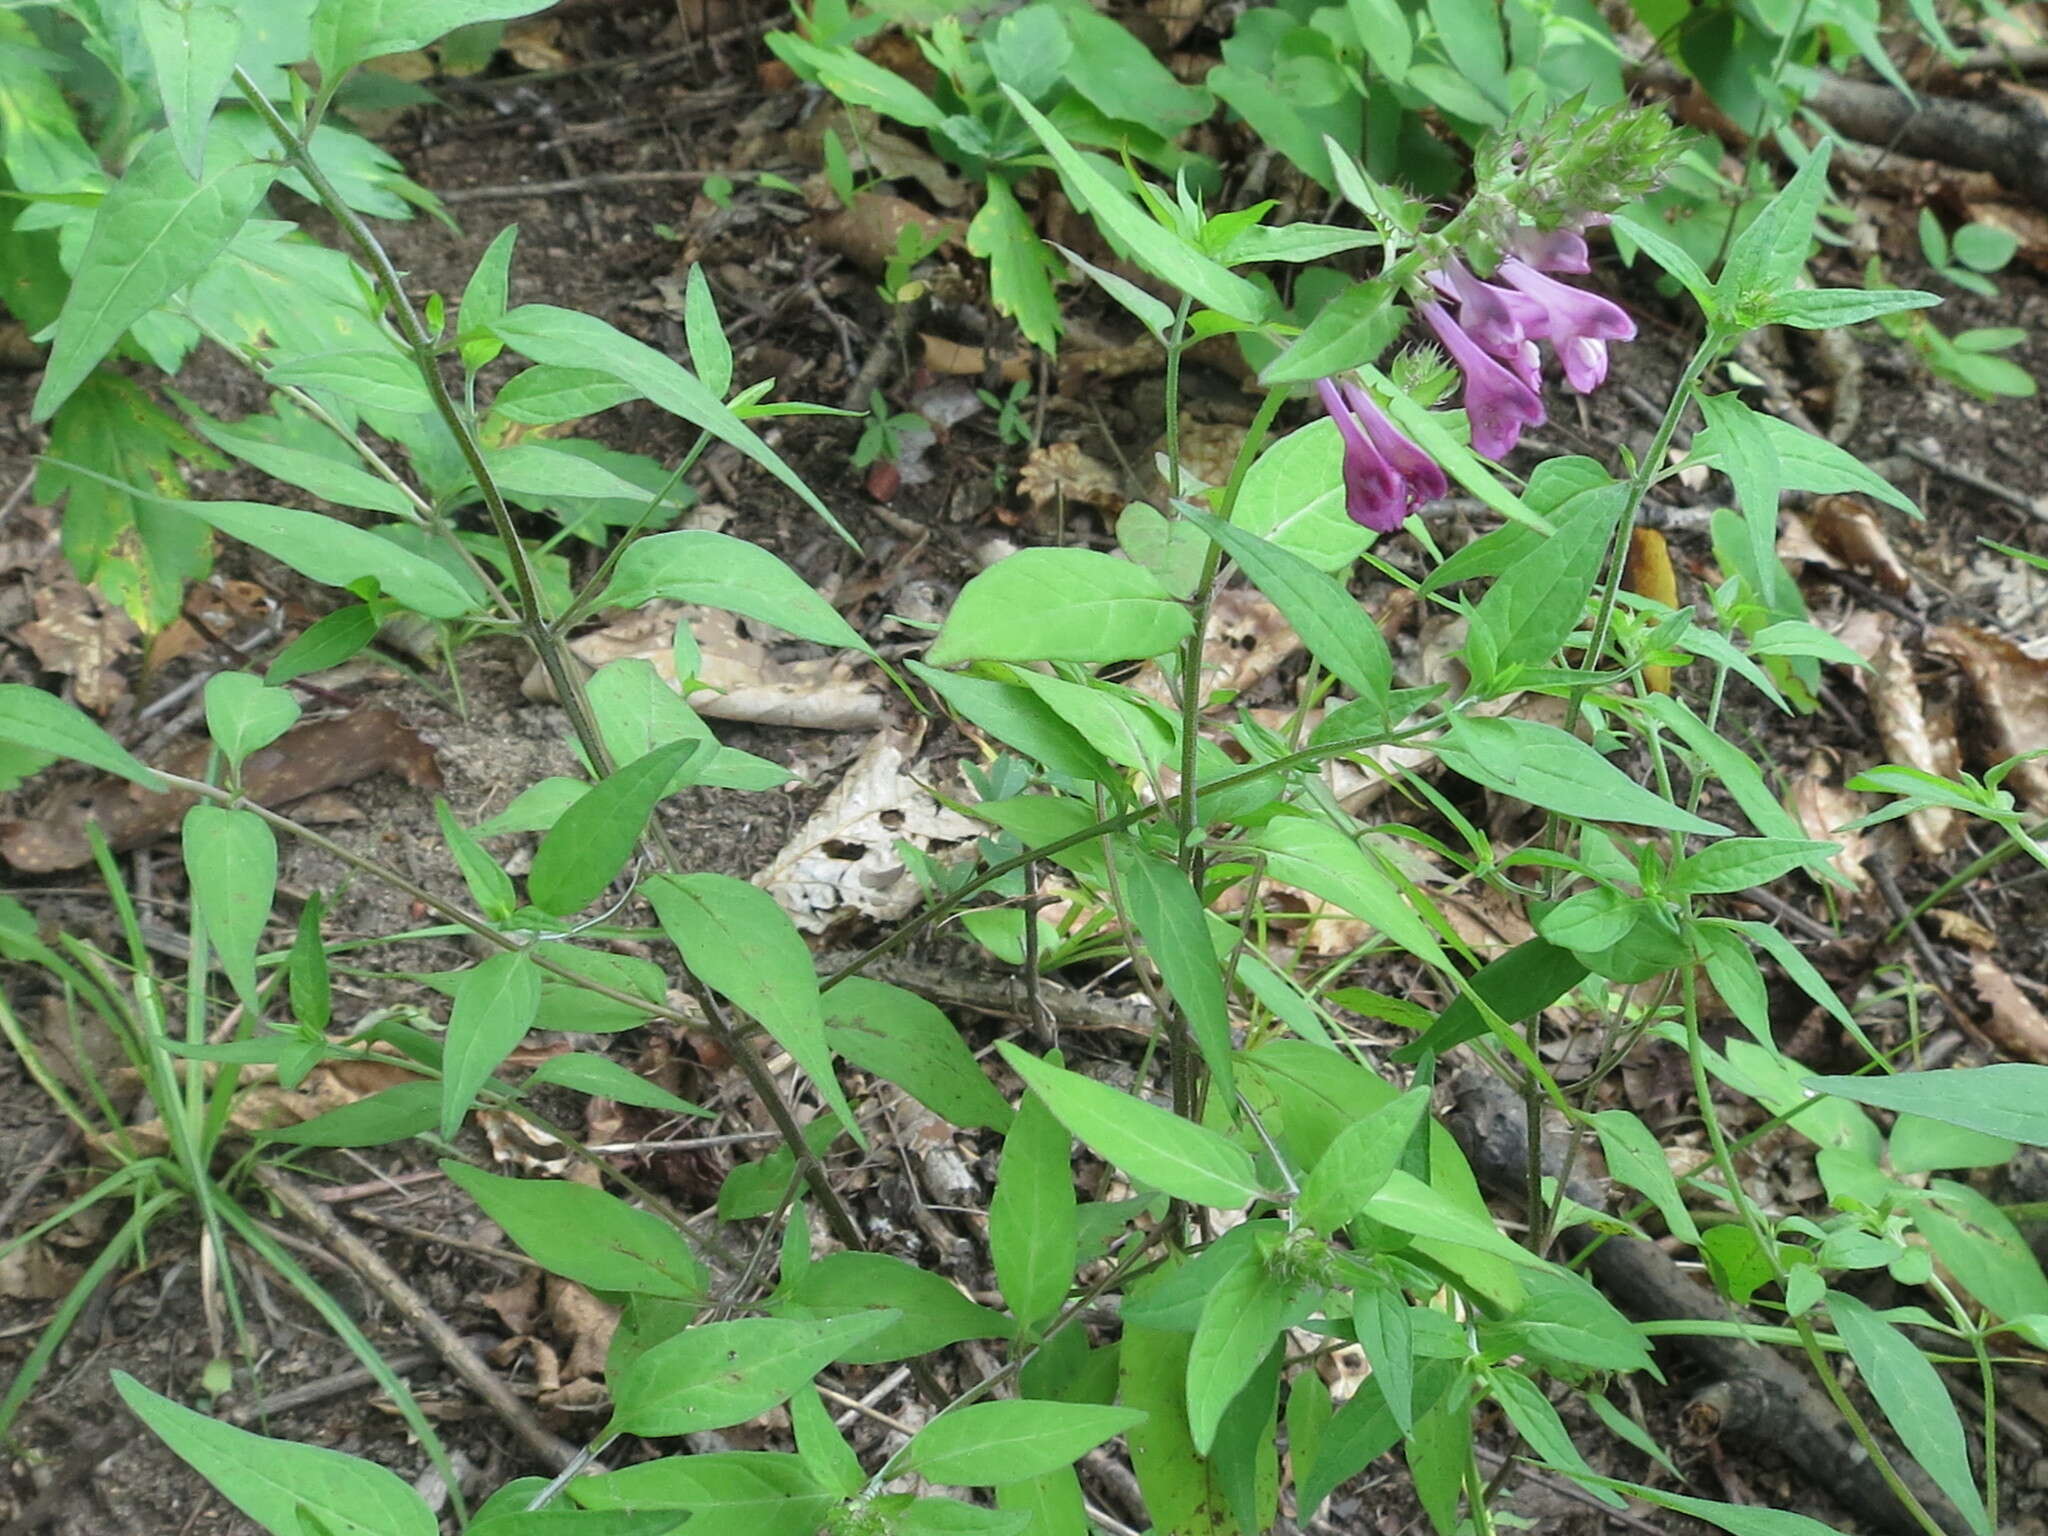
[526,604,885,731]
[755,722,978,933]
[1969,956,2048,1065]
[807,191,963,275]
[1809,495,1913,594]
[1864,629,1964,856]
[1017,441,1122,513]
[1623,527,1677,694]
[921,334,985,375]
[19,580,139,714]
[1928,623,2048,812]
[2,708,443,872]
[1788,751,1872,889]
[1929,908,1996,951]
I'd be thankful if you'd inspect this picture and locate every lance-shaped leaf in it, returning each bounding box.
[440,948,542,1138]
[526,738,702,916]
[608,1312,897,1436]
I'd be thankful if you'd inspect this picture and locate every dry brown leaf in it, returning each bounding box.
[1149,418,1247,495]
[1623,527,1678,694]
[1809,495,1913,594]
[503,16,571,71]
[1788,751,1873,888]
[1929,908,1997,951]
[1928,623,2048,812]
[1865,629,1965,856]
[20,581,139,714]
[528,604,885,731]
[1969,956,2048,1064]
[1017,442,1123,512]
[755,722,978,933]
[921,334,985,375]
[807,191,963,274]
[0,1239,80,1300]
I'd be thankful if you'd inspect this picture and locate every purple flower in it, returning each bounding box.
[1420,301,1546,461]
[1315,376,1447,532]
[1509,226,1590,274]
[1496,257,1635,394]
[1427,256,1536,356]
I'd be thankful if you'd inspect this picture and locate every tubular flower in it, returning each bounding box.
[1419,301,1546,461]
[1427,256,1538,356]
[1509,226,1590,274]
[1496,256,1636,394]
[1315,376,1447,532]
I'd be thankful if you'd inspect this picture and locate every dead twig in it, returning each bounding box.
[253,1164,587,1474]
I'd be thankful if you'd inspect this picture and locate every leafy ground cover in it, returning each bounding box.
[5,3,2048,1536]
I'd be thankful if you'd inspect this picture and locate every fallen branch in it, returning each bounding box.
[1445,1072,1980,1536]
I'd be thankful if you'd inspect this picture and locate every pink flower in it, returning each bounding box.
[1315,377,1447,532]
[1420,301,1546,460]
[1509,227,1591,274]
[1427,256,1541,356]
[1496,257,1636,394]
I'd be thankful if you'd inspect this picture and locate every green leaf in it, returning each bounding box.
[1826,1290,1991,1536]
[490,365,640,425]
[989,1087,1079,1334]
[927,548,1192,666]
[260,1080,439,1147]
[311,0,555,80]
[767,34,945,127]
[1668,837,1838,895]
[1604,1483,1846,1536]
[524,1053,709,1120]
[1116,844,1234,1102]
[148,495,474,617]
[434,798,517,924]
[1636,694,1832,855]
[442,1162,707,1300]
[608,1311,897,1436]
[970,177,1063,353]
[1297,1083,1431,1232]
[599,530,870,654]
[266,605,381,685]
[0,683,164,790]
[1349,1280,1414,1433]
[782,1252,1009,1361]
[1912,1179,2048,1323]
[1186,1254,1287,1455]
[790,1386,866,1499]
[203,673,300,773]
[1015,671,1176,771]
[458,224,518,372]
[1395,936,1587,1061]
[1250,816,1451,969]
[486,441,669,510]
[468,1511,686,1536]
[909,661,1117,786]
[113,1373,436,1536]
[440,949,542,1138]
[526,738,702,916]
[901,1400,1145,1487]
[1487,1370,1619,1504]
[1182,506,1390,708]
[1258,280,1404,386]
[1467,488,1620,673]
[682,264,733,398]
[492,304,851,543]
[995,1043,1262,1207]
[1434,715,1728,835]
[139,0,244,179]
[182,805,276,1010]
[1719,140,1833,306]
[1120,1316,1233,1533]
[821,977,1011,1131]
[1362,1169,1551,1268]
[187,405,413,517]
[1592,1109,1699,1243]
[267,348,435,414]
[32,132,274,422]
[646,873,857,1138]
[1761,287,1941,329]
[571,1452,834,1533]
[1000,87,1261,321]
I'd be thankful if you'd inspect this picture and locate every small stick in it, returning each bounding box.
[441,169,731,203]
[254,1165,587,1474]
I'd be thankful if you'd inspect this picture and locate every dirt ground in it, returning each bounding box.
[6,1,2048,1532]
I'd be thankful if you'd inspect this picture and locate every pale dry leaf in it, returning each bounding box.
[1788,750,1872,889]
[1865,629,1965,856]
[528,603,885,731]
[755,722,979,933]
[1929,908,1997,951]
[1928,622,2048,812]
[1809,495,1913,594]
[549,1278,619,1383]
[1017,441,1123,513]
[20,580,138,714]
[1150,418,1247,496]
[503,16,572,71]
[0,1239,79,1300]
[921,334,985,375]
[1969,956,2048,1065]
